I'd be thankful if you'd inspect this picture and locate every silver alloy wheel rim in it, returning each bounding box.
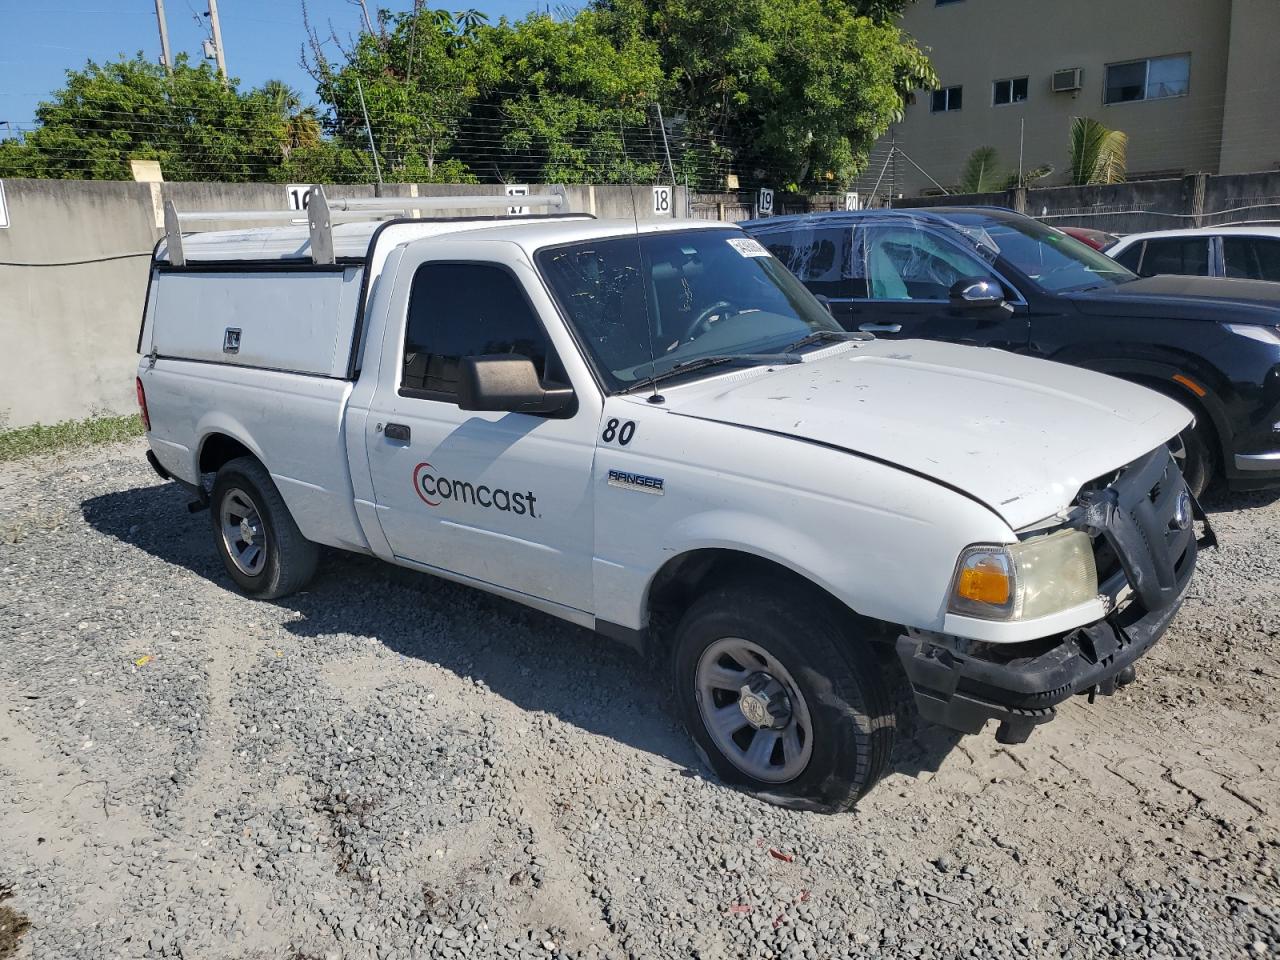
[220,487,267,577]
[694,637,814,784]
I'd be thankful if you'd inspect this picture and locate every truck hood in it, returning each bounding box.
[1066,274,1280,324]
[661,339,1191,529]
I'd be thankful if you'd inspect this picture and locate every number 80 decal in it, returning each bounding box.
[601,418,636,445]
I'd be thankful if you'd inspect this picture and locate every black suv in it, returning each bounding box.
[743,207,1280,495]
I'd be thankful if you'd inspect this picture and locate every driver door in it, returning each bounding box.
[850,223,1030,351]
[362,247,598,613]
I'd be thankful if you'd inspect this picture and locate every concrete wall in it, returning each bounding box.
[894,169,1280,234]
[882,0,1280,197]
[0,179,687,428]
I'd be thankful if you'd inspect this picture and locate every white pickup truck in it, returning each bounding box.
[137,187,1210,811]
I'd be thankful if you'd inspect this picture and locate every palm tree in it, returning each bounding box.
[260,80,322,159]
[1068,116,1128,185]
[958,146,1003,193]
[454,8,489,32]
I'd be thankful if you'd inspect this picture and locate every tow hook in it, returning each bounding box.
[1083,664,1137,703]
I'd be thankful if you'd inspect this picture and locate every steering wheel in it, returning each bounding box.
[682,300,734,343]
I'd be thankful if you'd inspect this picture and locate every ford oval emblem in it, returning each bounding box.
[1173,490,1192,531]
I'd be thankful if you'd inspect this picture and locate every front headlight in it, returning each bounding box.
[948,529,1098,621]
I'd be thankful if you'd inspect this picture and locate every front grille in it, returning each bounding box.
[1075,447,1196,614]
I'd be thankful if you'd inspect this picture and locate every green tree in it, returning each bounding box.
[310,6,667,184]
[308,7,493,182]
[595,0,935,189]
[1068,116,1128,186]
[0,55,316,182]
[462,12,666,183]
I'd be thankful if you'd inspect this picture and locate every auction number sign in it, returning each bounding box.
[757,187,774,217]
[505,184,529,215]
[286,184,311,211]
[652,185,673,216]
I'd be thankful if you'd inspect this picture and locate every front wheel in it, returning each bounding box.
[1170,416,1216,499]
[671,581,896,812]
[210,456,319,599]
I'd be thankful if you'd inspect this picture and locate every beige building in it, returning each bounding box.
[879,0,1280,197]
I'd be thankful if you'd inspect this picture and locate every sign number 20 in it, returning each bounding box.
[602,418,636,445]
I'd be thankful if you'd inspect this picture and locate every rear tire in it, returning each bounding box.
[210,456,319,599]
[671,579,896,813]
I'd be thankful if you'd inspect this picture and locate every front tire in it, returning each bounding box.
[210,456,319,599]
[671,580,896,812]
[1170,417,1216,499]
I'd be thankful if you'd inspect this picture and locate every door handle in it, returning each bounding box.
[858,322,902,334]
[383,422,411,444]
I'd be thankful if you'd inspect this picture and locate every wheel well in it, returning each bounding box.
[1127,375,1223,463]
[645,549,887,659]
[198,433,255,475]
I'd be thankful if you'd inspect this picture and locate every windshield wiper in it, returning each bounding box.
[625,353,800,392]
[673,353,802,370]
[783,329,869,352]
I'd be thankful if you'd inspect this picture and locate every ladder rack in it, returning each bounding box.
[162,184,570,266]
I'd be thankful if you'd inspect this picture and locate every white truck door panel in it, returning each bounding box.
[362,243,597,612]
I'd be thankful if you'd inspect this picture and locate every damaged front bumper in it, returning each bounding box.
[898,447,1214,744]
[896,579,1187,744]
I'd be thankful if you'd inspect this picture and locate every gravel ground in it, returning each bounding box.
[1,438,1277,960]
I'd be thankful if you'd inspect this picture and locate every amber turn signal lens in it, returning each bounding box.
[956,560,1011,605]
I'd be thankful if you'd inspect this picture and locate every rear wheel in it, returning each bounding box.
[671,580,895,812]
[210,456,319,599]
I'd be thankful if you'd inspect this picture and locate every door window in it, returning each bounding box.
[1112,242,1143,273]
[1137,238,1209,278]
[401,262,555,399]
[1224,237,1280,282]
[759,226,868,298]
[862,224,998,300]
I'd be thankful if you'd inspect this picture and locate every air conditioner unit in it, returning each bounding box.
[1052,68,1083,93]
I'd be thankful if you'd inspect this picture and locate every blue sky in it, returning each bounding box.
[0,0,543,130]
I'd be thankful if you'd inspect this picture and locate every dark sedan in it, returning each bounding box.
[742,207,1280,495]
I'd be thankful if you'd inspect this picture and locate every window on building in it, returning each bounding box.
[1224,237,1280,282]
[931,86,963,112]
[401,262,553,399]
[993,77,1029,106]
[1104,54,1190,104]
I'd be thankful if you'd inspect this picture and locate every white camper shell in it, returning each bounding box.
[137,187,1207,811]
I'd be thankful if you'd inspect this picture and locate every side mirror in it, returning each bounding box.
[949,277,1006,309]
[457,355,575,416]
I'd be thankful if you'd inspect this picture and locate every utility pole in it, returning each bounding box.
[154,0,173,75]
[207,0,228,84]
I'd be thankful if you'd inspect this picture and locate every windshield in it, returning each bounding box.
[943,212,1136,293]
[535,228,843,391]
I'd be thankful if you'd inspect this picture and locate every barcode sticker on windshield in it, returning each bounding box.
[727,237,770,258]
